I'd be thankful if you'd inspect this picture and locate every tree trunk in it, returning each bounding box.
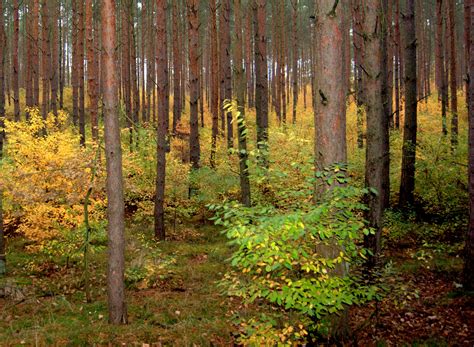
[394,0,401,129]
[360,0,386,268]
[220,0,233,148]
[234,0,251,207]
[448,0,458,149]
[154,0,169,241]
[41,0,51,119]
[0,0,6,275]
[50,0,59,116]
[12,0,20,121]
[436,0,448,136]
[313,0,349,339]
[86,0,99,141]
[464,0,474,291]
[188,0,200,170]
[209,0,219,168]
[291,0,298,124]
[102,0,127,325]
[399,0,418,207]
[172,0,181,133]
[254,0,268,169]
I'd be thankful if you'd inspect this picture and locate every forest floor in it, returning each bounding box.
[1,215,473,346]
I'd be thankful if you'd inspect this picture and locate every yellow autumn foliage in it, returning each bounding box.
[0,108,104,243]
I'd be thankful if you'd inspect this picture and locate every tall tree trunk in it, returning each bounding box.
[291,0,298,124]
[352,0,365,149]
[313,0,349,339]
[220,0,233,148]
[209,0,219,168]
[399,0,418,207]
[32,0,39,107]
[172,0,181,133]
[464,0,474,291]
[436,0,448,136]
[394,0,401,129]
[188,0,200,170]
[0,0,6,275]
[50,0,59,116]
[78,0,86,146]
[465,1,471,110]
[381,0,391,209]
[154,0,169,240]
[360,0,386,268]
[448,0,458,149]
[234,0,251,207]
[86,0,99,141]
[72,0,79,125]
[102,0,127,325]
[254,0,268,168]
[12,0,20,121]
[41,0,51,119]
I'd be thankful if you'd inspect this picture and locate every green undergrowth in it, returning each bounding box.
[0,223,234,345]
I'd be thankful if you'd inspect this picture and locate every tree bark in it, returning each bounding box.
[448,0,458,149]
[399,0,418,207]
[86,0,99,141]
[12,0,20,121]
[154,0,169,240]
[209,0,219,168]
[171,0,182,134]
[254,0,269,169]
[220,0,233,148]
[234,0,251,207]
[360,0,386,268]
[188,0,201,170]
[291,0,298,124]
[464,0,474,291]
[0,0,6,275]
[436,0,448,136]
[102,0,127,325]
[313,0,349,339]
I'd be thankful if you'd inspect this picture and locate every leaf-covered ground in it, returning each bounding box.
[1,217,473,346]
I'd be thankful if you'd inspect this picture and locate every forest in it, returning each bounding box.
[0,0,473,345]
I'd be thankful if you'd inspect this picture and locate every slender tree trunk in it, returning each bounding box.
[86,0,99,141]
[352,0,365,148]
[360,0,386,268]
[72,0,79,125]
[32,0,39,106]
[41,0,51,119]
[12,0,20,121]
[234,0,251,207]
[209,0,219,168]
[50,0,59,116]
[448,0,458,148]
[465,1,471,109]
[172,0,181,133]
[78,0,86,146]
[436,0,448,136]
[291,0,298,124]
[254,0,268,168]
[399,0,418,207]
[154,0,168,240]
[220,0,233,148]
[394,0,401,129]
[464,0,474,291]
[0,0,6,275]
[381,0,391,209]
[188,0,200,170]
[102,0,127,325]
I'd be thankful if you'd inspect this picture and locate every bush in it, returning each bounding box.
[209,172,380,345]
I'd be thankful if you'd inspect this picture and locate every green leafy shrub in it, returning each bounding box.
[209,172,380,345]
